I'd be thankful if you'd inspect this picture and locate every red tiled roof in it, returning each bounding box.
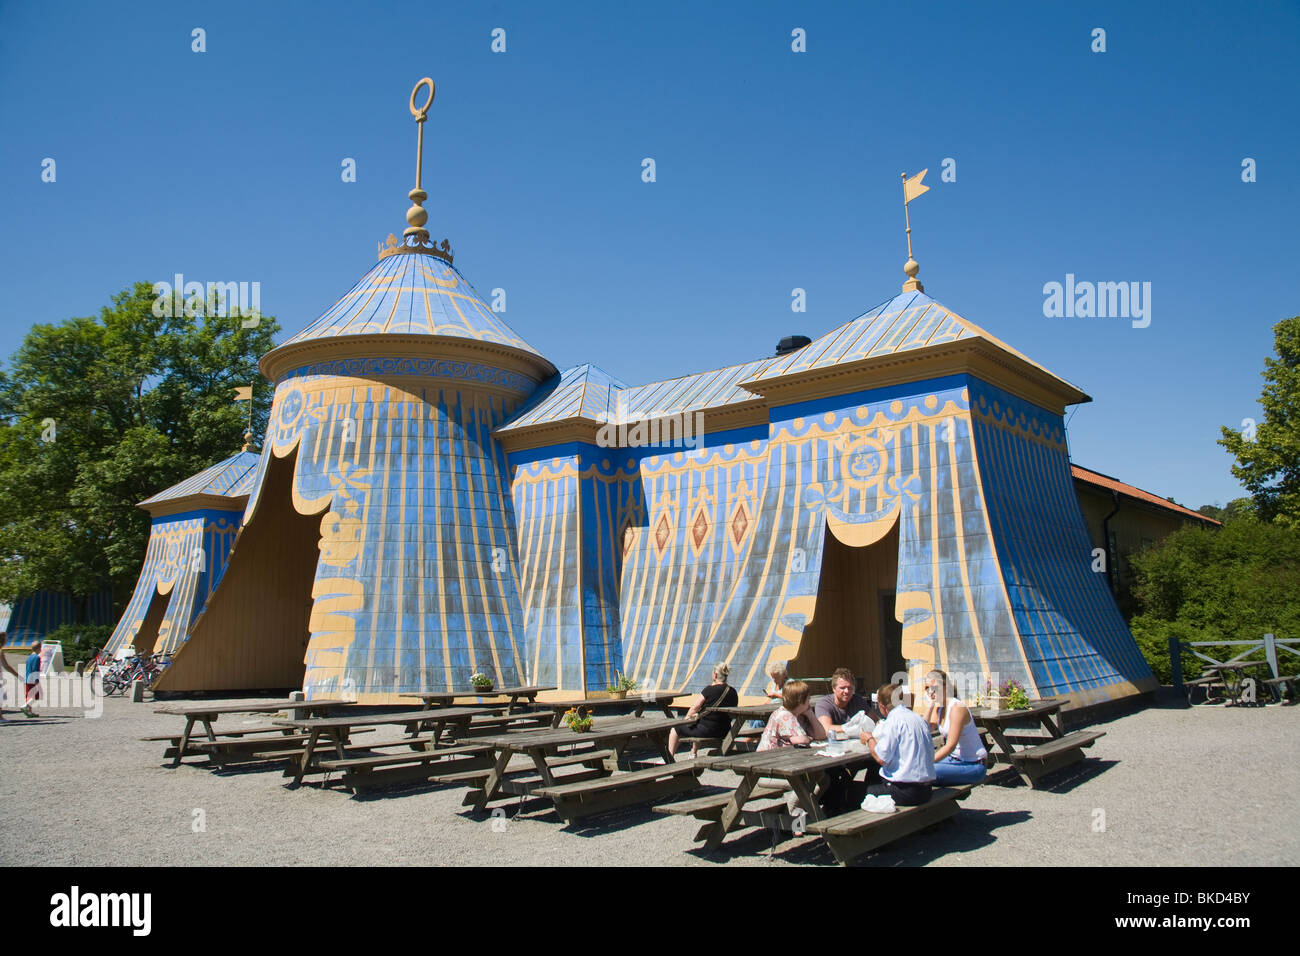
[1071,465,1221,525]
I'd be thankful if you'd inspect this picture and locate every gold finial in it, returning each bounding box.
[901,170,930,293]
[241,429,253,453]
[378,78,454,264]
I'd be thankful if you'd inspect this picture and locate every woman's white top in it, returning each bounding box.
[939,697,987,762]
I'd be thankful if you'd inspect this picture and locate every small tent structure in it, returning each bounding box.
[103,451,258,659]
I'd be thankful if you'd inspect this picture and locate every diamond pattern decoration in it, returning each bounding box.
[690,505,711,553]
[729,501,750,547]
[654,512,672,556]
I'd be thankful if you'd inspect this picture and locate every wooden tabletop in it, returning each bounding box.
[542,691,685,710]
[469,714,687,751]
[970,699,1062,726]
[398,685,557,701]
[708,742,876,779]
[715,703,778,718]
[271,706,493,730]
[155,699,347,716]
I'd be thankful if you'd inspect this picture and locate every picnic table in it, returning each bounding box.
[398,685,556,713]
[273,706,495,785]
[970,699,1104,788]
[539,690,686,728]
[152,698,348,767]
[461,714,705,821]
[689,703,778,755]
[680,742,877,852]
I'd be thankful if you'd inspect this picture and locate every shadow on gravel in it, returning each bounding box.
[0,715,73,726]
[1032,758,1118,793]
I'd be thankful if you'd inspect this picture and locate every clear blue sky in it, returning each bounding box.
[2,0,1296,510]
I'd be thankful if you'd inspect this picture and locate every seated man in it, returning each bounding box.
[814,667,881,737]
[814,667,882,813]
[862,682,935,806]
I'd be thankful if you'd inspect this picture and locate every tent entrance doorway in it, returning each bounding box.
[788,520,900,692]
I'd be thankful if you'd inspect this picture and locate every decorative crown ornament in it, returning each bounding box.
[377,78,454,264]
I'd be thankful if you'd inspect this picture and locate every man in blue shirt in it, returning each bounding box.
[862,682,935,806]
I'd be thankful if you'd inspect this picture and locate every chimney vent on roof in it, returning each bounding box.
[775,335,811,357]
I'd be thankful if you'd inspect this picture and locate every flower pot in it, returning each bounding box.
[472,684,493,694]
[984,696,1006,712]
[609,690,627,700]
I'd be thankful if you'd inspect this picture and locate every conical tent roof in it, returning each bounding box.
[138,451,261,514]
[270,251,545,356]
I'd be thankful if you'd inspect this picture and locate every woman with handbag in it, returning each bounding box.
[667,662,739,756]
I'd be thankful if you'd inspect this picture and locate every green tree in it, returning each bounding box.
[0,282,277,615]
[1219,315,1300,526]
[1128,517,1300,682]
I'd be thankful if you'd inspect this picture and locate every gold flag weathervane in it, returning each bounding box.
[901,169,929,292]
[233,385,254,450]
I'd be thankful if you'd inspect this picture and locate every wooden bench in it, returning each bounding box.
[1185,674,1227,705]
[805,785,973,865]
[1006,730,1105,787]
[1263,675,1298,703]
[655,783,792,842]
[430,748,617,800]
[314,743,494,792]
[529,760,709,823]
[459,711,555,735]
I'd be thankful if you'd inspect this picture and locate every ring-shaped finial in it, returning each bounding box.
[410,77,435,119]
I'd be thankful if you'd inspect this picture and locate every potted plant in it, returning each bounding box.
[562,706,594,733]
[606,672,638,700]
[470,673,493,694]
[1001,679,1031,711]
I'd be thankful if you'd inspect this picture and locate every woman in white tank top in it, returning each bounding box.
[923,669,988,785]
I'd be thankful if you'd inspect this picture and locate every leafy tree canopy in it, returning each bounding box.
[1219,315,1300,526]
[0,282,276,612]
[1128,517,1300,682]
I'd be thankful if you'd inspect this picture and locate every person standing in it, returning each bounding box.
[24,642,43,717]
[0,632,36,718]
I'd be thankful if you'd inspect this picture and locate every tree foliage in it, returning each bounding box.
[0,282,277,614]
[1128,515,1300,682]
[1219,315,1300,526]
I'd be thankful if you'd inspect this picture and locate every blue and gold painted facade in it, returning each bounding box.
[105,452,257,657]
[149,252,1153,708]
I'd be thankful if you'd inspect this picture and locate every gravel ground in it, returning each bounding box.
[1,690,1295,867]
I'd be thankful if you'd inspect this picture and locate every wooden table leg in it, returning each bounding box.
[720,716,744,756]
[550,710,563,729]
[981,723,1017,763]
[1040,712,1063,739]
[292,729,321,786]
[473,746,515,812]
[788,774,825,825]
[706,772,758,851]
[174,717,197,767]
[651,731,675,764]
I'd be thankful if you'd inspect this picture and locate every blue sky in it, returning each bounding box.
[1,0,1296,510]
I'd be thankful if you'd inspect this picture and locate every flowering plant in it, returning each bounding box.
[562,707,594,732]
[470,673,493,689]
[999,679,1031,710]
